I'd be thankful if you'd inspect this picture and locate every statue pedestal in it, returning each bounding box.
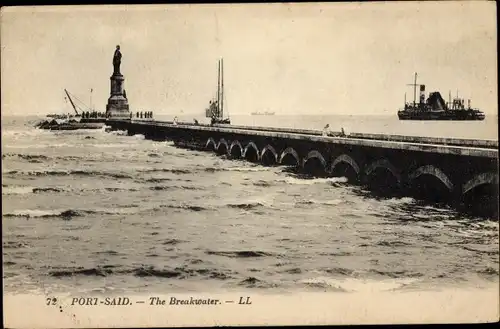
[106,72,130,119]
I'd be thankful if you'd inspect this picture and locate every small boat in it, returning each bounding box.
[251,111,275,116]
[205,58,231,125]
[397,73,485,121]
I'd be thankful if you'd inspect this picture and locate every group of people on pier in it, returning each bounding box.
[134,111,154,119]
[81,111,106,119]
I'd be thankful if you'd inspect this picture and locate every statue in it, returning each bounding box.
[113,45,122,74]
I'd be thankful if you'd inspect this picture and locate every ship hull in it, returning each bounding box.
[398,111,485,121]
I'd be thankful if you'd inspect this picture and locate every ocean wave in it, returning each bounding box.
[49,267,114,278]
[204,166,271,173]
[109,130,128,136]
[205,250,274,258]
[47,265,234,280]
[139,168,192,174]
[3,169,133,180]
[277,177,348,185]
[226,202,265,210]
[149,186,173,191]
[2,185,140,195]
[2,209,82,219]
[148,153,161,158]
[299,278,350,291]
[227,167,272,172]
[162,239,185,245]
[3,207,141,219]
[32,187,65,193]
[102,187,139,192]
[295,199,344,206]
[4,202,214,220]
[3,241,31,249]
[143,178,173,183]
[160,204,212,212]
[369,269,424,278]
[252,180,272,187]
[375,240,412,247]
[150,185,203,191]
[386,196,416,204]
[238,277,277,288]
[2,153,49,162]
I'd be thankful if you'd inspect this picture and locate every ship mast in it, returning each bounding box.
[220,58,224,119]
[407,72,418,107]
[217,59,221,118]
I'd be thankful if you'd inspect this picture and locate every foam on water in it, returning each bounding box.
[278,176,348,185]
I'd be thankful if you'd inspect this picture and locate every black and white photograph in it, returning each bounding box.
[2,2,498,327]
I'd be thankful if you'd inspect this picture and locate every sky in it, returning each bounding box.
[1,2,497,116]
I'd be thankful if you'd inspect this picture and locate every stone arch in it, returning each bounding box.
[205,138,216,151]
[229,140,243,158]
[463,172,499,195]
[408,165,454,191]
[279,147,300,166]
[260,145,278,165]
[217,138,229,154]
[302,150,327,170]
[243,141,260,161]
[331,154,360,176]
[364,158,401,184]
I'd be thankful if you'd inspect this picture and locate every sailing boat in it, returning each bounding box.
[205,58,231,125]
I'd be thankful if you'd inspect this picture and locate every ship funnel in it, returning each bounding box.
[419,85,426,104]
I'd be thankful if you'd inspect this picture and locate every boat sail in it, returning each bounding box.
[205,58,231,125]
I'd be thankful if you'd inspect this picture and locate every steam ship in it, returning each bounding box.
[397,73,485,121]
[251,111,275,116]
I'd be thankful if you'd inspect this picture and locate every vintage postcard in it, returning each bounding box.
[2,2,498,328]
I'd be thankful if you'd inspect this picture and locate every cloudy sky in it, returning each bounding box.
[1,2,497,116]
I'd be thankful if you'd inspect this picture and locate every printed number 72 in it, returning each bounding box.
[46,298,57,306]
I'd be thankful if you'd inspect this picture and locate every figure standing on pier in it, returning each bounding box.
[113,45,122,75]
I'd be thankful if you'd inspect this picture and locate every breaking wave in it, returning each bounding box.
[3,207,142,219]
[47,265,235,280]
[277,177,348,185]
[204,166,271,173]
[295,199,344,206]
[2,209,83,219]
[3,169,133,180]
[2,185,139,195]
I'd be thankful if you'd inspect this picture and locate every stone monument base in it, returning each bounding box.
[105,72,131,119]
[106,95,130,119]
